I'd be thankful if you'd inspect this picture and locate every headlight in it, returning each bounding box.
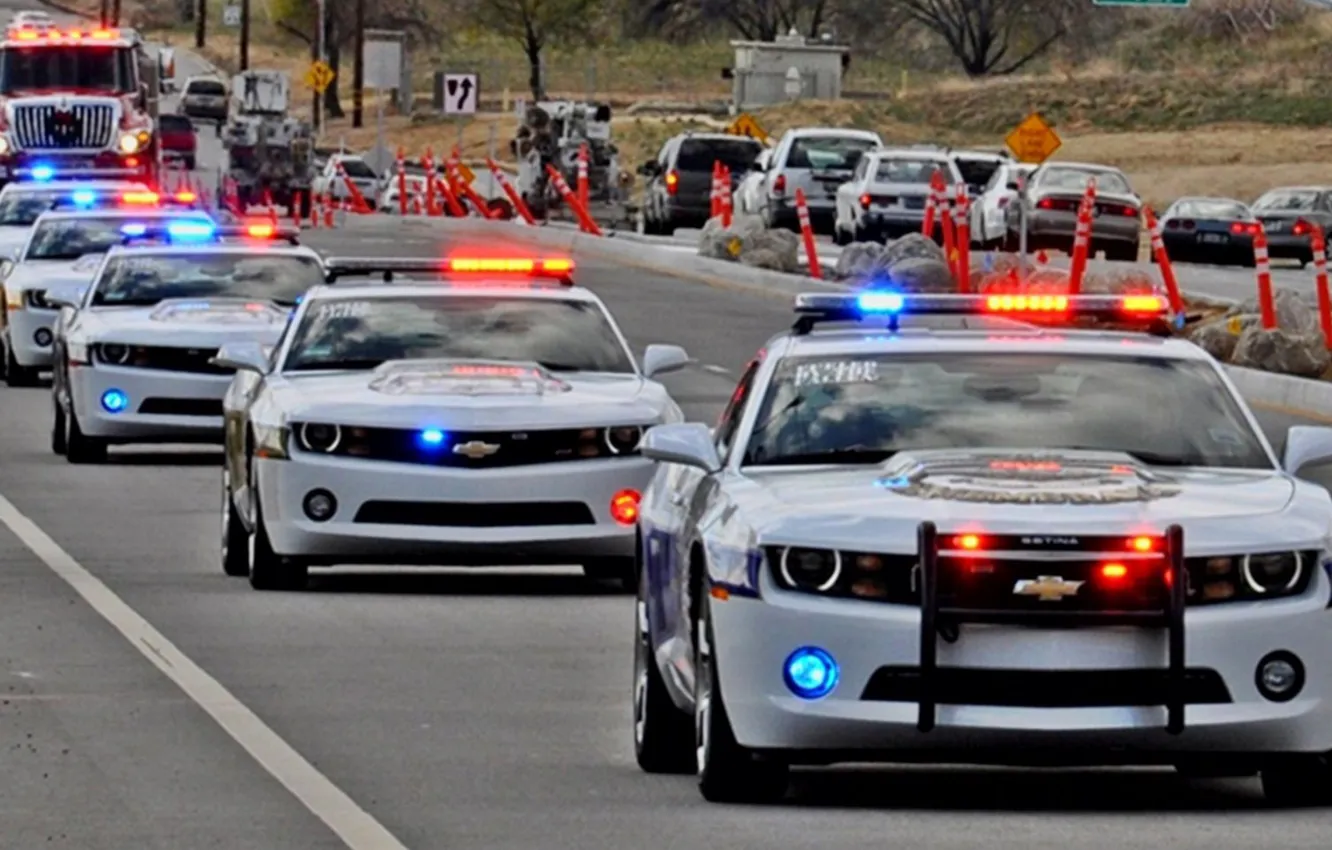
[95,342,130,365]
[295,422,341,453]
[1186,551,1317,604]
[118,130,150,154]
[779,547,842,592]
[253,423,289,460]
[604,425,644,455]
[768,546,924,603]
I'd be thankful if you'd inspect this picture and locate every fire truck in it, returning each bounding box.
[0,22,163,187]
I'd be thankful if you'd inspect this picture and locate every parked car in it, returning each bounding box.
[735,127,883,235]
[1250,186,1332,267]
[833,147,964,245]
[969,162,1036,249]
[310,155,380,209]
[948,148,1013,198]
[158,113,197,171]
[1157,197,1259,268]
[637,132,762,234]
[1004,161,1142,261]
[179,75,228,122]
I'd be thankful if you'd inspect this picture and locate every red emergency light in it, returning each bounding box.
[10,27,121,42]
[322,256,576,284]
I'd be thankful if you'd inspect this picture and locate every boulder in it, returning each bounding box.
[885,257,955,293]
[834,241,886,281]
[1187,315,1257,362]
[697,213,767,261]
[738,227,800,273]
[1226,288,1321,337]
[1081,267,1156,295]
[881,233,946,267]
[1231,326,1331,378]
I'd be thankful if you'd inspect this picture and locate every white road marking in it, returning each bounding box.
[701,364,732,376]
[0,491,411,850]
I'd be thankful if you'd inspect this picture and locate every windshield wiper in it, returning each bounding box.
[747,447,897,466]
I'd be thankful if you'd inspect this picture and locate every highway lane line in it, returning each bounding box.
[0,491,413,850]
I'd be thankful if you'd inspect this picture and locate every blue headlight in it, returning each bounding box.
[100,389,129,413]
[167,220,215,239]
[418,428,446,448]
[783,647,839,700]
[856,292,904,313]
[31,165,54,181]
[120,222,147,236]
[72,190,96,206]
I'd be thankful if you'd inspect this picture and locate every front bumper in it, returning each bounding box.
[5,306,57,367]
[254,452,652,565]
[67,363,230,442]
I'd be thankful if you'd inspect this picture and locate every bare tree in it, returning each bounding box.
[470,0,600,101]
[890,0,1071,76]
[645,0,834,41]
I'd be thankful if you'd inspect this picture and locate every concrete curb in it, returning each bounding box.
[390,216,1332,420]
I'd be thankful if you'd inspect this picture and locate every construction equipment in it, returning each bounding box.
[220,70,314,216]
[510,100,621,218]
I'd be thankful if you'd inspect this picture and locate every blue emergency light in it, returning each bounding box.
[31,165,54,181]
[417,428,446,449]
[120,222,147,236]
[166,220,215,240]
[71,189,96,206]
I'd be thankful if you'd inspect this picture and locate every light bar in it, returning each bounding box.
[121,190,160,205]
[323,256,576,284]
[791,291,1171,334]
[8,26,121,42]
[213,223,302,245]
[119,219,219,243]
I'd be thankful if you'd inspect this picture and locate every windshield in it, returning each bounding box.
[1254,190,1322,212]
[186,79,225,95]
[88,253,323,307]
[282,295,635,373]
[787,136,878,170]
[954,157,1002,189]
[0,189,61,226]
[1038,167,1132,195]
[23,216,157,261]
[1172,200,1251,220]
[874,158,948,184]
[339,159,376,179]
[740,353,1269,469]
[677,139,761,172]
[0,45,135,93]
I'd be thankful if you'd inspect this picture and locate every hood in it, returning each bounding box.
[79,297,290,347]
[5,253,104,292]
[733,449,1319,554]
[268,357,664,430]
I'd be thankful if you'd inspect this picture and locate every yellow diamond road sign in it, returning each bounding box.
[1005,112,1062,164]
[304,60,335,94]
[726,113,770,145]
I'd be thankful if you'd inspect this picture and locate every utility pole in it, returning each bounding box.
[195,0,207,50]
[99,0,109,27]
[111,0,121,24]
[352,0,364,128]
[313,0,324,133]
[239,0,250,71]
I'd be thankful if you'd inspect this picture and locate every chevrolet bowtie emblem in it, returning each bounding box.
[452,440,500,459]
[1013,575,1084,602]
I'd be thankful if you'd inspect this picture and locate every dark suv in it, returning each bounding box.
[638,133,762,234]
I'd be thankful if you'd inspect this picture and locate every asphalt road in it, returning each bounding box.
[4,3,1332,848]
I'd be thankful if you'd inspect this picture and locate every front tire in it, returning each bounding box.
[246,462,308,591]
[694,597,789,803]
[220,465,249,577]
[51,397,66,455]
[65,407,106,464]
[5,341,39,387]
[1261,756,1332,806]
[633,563,694,774]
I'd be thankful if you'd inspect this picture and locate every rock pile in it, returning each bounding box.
[1188,289,1330,378]
[697,214,801,274]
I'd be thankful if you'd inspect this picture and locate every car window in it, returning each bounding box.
[159,114,193,132]
[786,136,879,170]
[874,158,947,184]
[675,138,761,173]
[1038,167,1132,195]
[1171,200,1251,220]
[282,296,635,374]
[187,80,226,96]
[89,253,324,307]
[954,157,1001,189]
[1,45,134,93]
[24,217,152,261]
[338,158,376,179]
[739,352,1270,470]
[715,358,761,459]
[1253,190,1320,212]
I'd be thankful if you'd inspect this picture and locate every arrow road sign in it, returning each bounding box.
[444,73,478,115]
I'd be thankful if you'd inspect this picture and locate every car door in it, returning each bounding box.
[975,166,1010,242]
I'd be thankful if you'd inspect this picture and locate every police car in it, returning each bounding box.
[0,179,159,257]
[46,220,324,463]
[633,291,1332,805]
[2,204,216,386]
[215,256,691,591]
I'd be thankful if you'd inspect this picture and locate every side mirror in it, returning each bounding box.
[1282,425,1332,475]
[642,343,689,378]
[211,341,271,374]
[44,282,86,309]
[641,422,721,473]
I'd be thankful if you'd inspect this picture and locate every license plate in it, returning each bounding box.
[903,197,925,210]
[1199,233,1227,244]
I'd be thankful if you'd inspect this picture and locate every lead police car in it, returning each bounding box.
[46,220,325,462]
[215,256,691,591]
[633,291,1332,805]
[0,179,153,257]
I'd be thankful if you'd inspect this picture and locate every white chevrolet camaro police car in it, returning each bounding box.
[215,256,691,591]
[2,205,214,386]
[0,179,153,257]
[633,291,1332,805]
[46,221,325,463]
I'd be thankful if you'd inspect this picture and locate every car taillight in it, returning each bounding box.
[859,193,871,209]
[664,169,678,195]
[1293,219,1313,236]
[1101,204,1138,217]
[772,174,786,195]
[1230,222,1259,235]
[1035,198,1076,211]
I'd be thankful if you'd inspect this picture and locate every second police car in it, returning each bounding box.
[215,257,691,591]
[46,218,325,462]
[633,290,1332,805]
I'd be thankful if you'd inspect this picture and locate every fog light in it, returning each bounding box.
[1255,651,1304,702]
[32,328,52,346]
[302,489,337,522]
[783,646,839,700]
[100,389,128,413]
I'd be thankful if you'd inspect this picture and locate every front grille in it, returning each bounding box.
[107,345,229,374]
[353,500,595,527]
[138,398,223,416]
[861,667,1232,707]
[300,425,638,468]
[12,103,116,150]
[936,552,1169,616]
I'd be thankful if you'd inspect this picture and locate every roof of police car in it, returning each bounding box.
[0,180,150,195]
[33,208,213,222]
[103,241,321,258]
[302,280,601,302]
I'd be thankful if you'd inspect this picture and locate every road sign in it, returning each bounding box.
[223,4,241,26]
[1005,112,1062,164]
[455,163,476,184]
[444,74,478,115]
[304,60,335,94]
[726,112,769,144]
[1093,0,1187,5]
